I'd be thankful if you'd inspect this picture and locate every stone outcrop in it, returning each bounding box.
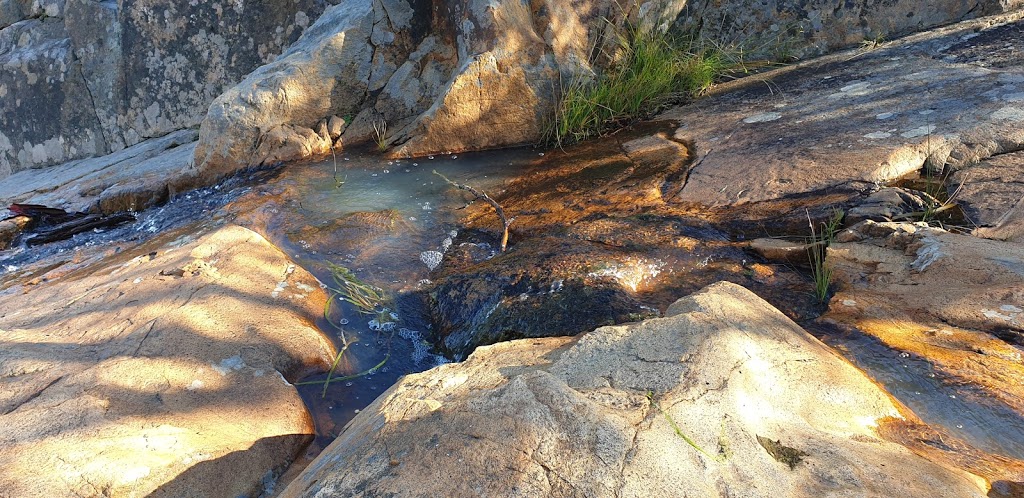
[0,224,336,497]
[0,0,335,176]
[663,12,1024,209]
[675,0,1023,60]
[281,282,989,497]
[192,0,689,182]
[192,2,1024,184]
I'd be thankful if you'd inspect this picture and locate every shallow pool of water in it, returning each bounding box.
[232,149,543,444]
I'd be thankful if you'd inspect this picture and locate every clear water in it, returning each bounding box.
[244,149,541,445]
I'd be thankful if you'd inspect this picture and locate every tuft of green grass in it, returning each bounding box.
[372,119,388,152]
[807,208,844,303]
[543,22,747,148]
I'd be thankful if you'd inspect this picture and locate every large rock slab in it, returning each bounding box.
[0,0,334,176]
[0,17,107,176]
[0,224,335,497]
[951,150,1024,242]
[0,130,199,215]
[665,12,1024,209]
[192,0,376,183]
[282,281,988,497]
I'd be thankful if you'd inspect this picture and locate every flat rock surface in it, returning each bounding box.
[0,130,200,214]
[0,224,335,497]
[665,12,1024,208]
[282,282,987,498]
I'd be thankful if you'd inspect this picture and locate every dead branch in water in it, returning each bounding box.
[433,170,513,252]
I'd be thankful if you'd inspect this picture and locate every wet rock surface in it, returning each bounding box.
[429,236,658,359]
[952,150,1024,240]
[0,224,335,497]
[2,6,1024,497]
[819,221,1024,491]
[428,123,823,357]
[282,282,988,498]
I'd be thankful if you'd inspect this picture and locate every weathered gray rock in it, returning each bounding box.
[282,282,988,497]
[665,13,1024,209]
[0,17,107,176]
[0,130,199,214]
[192,0,376,182]
[674,0,1022,60]
[0,0,336,176]
[0,224,336,497]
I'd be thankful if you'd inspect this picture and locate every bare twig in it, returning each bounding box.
[433,170,513,251]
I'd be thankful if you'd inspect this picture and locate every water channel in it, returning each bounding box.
[3,138,1023,463]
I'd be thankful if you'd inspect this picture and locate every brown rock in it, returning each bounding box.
[749,237,818,265]
[665,13,1024,208]
[326,115,347,141]
[252,124,333,167]
[0,214,29,249]
[0,224,336,497]
[953,150,1024,242]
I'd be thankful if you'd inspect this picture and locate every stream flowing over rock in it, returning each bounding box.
[281,282,987,497]
[0,224,335,497]
[189,0,1023,183]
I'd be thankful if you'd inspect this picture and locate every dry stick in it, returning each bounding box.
[433,170,513,252]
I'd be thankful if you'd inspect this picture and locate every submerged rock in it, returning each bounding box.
[281,282,988,497]
[0,225,336,497]
[429,236,658,359]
